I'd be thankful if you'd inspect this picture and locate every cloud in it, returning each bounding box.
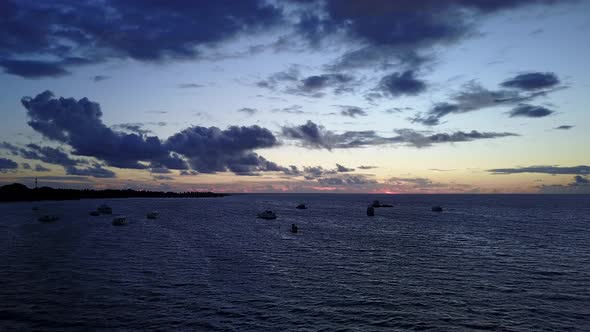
[508,104,554,118]
[166,125,280,175]
[19,91,315,177]
[237,107,258,115]
[0,59,69,79]
[388,177,445,188]
[339,106,367,118]
[378,71,427,97]
[555,125,574,130]
[285,73,356,97]
[256,65,301,90]
[21,163,31,170]
[35,164,51,172]
[299,1,567,71]
[358,165,378,170]
[65,164,116,178]
[282,120,518,149]
[0,157,18,172]
[112,123,152,135]
[336,164,355,172]
[271,105,306,115]
[317,175,377,186]
[538,175,590,194]
[411,78,562,125]
[93,75,110,82]
[0,1,572,79]
[178,83,204,88]
[500,72,560,91]
[0,0,284,78]
[154,175,175,181]
[488,165,590,175]
[21,144,79,167]
[21,91,186,170]
[180,170,199,176]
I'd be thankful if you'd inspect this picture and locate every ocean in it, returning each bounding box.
[1,194,589,331]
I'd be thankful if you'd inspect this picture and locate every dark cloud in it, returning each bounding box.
[19,91,308,177]
[538,175,590,194]
[271,105,306,115]
[388,177,445,188]
[21,91,184,170]
[500,72,560,91]
[411,78,562,125]
[256,66,301,90]
[508,104,554,118]
[180,170,199,176]
[237,107,258,115]
[488,165,590,175]
[378,71,427,97]
[339,106,367,118]
[65,164,116,178]
[0,1,571,79]
[0,157,18,172]
[572,175,589,185]
[178,83,204,88]
[35,164,51,172]
[336,164,355,172]
[93,75,110,82]
[317,175,376,186]
[297,1,566,71]
[21,144,79,167]
[112,123,152,135]
[285,73,355,97]
[166,125,279,175]
[358,165,378,170]
[282,120,518,149]
[0,59,69,78]
[555,125,574,130]
[0,0,283,78]
[153,175,175,181]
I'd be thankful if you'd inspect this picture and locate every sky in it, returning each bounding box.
[0,0,589,193]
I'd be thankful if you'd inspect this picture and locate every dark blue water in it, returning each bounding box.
[1,194,589,331]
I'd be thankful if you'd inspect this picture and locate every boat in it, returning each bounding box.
[97,204,112,214]
[258,210,277,220]
[291,223,299,233]
[372,200,381,208]
[89,211,100,216]
[38,214,59,222]
[432,206,443,212]
[296,203,307,209]
[367,205,375,216]
[146,211,159,219]
[112,216,127,226]
[380,203,393,208]
[32,206,40,211]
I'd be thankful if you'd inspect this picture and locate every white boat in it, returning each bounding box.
[97,204,112,214]
[112,216,127,226]
[257,210,277,220]
[38,214,59,222]
[146,211,159,219]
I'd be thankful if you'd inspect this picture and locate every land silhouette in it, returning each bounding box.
[0,183,227,202]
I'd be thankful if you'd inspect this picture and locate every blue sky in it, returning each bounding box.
[1,0,589,193]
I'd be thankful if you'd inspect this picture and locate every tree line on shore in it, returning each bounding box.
[0,183,227,202]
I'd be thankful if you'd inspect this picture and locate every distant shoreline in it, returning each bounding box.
[0,183,228,202]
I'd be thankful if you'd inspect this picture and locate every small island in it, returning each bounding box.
[0,183,227,202]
